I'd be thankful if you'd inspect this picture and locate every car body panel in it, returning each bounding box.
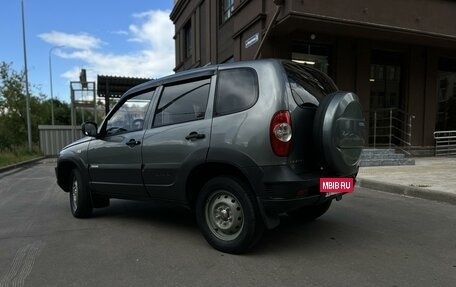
[142,119,211,200]
[87,130,148,198]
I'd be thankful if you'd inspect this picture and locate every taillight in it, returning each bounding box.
[270,111,292,157]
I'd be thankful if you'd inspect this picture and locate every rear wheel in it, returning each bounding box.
[288,200,332,222]
[195,176,264,254]
[69,169,93,218]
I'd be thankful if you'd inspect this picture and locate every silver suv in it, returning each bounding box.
[56,59,365,253]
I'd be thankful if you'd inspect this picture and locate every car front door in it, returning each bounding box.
[87,90,154,198]
[142,76,213,200]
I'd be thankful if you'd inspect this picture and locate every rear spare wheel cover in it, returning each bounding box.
[313,92,365,175]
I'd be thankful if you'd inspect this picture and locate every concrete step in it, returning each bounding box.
[360,153,405,160]
[360,158,415,167]
[361,149,396,155]
[359,148,415,166]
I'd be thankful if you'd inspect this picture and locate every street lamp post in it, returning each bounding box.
[21,0,32,151]
[49,46,63,126]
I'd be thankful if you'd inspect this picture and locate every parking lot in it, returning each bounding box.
[0,159,455,287]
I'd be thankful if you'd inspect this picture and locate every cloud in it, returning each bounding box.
[39,9,175,83]
[111,30,128,35]
[128,10,174,52]
[38,31,103,50]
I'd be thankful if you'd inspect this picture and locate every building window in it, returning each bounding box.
[436,57,456,131]
[184,20,192,59]
[221,0,234,23]
[369,50,404,111]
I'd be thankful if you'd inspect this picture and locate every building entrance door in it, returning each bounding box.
[369,50,405,146]
[436,58,456,131]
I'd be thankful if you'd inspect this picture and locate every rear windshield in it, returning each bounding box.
[282,61,338,107]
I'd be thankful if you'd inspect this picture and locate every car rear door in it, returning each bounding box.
[142,75,214,201]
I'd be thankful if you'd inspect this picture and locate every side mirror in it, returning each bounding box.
[81,121,98,137]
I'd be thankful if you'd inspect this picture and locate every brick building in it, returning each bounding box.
[170,0,456,153]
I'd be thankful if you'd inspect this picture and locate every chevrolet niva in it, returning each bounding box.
[55,59,365,254]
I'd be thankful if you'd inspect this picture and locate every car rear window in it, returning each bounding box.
[214,68,258,116]
[282,61,337,107]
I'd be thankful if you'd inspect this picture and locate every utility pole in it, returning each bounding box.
[49,46,64,125]
[21,0,32,151]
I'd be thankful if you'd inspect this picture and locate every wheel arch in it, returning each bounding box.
[185,162,253,210]
[56,157,89,192]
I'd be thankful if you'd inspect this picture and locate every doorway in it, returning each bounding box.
[368,50,406,146]
[436,57,456,131]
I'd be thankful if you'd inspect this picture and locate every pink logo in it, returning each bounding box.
[320,178,354,193]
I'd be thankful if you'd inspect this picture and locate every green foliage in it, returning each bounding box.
[0,145,42,167]
[0,62,72,150]
[0,62,27,149]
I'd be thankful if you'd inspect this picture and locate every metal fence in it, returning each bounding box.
[367,108,415,155]
[434,130,456,156]
[38,125,83,156]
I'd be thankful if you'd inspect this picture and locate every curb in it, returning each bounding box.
[357,178,456,205]
[0,156,47,174]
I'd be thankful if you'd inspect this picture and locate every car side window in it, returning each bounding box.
[214,68,258,116]
[153,78,210,127]
[106,91,154,136]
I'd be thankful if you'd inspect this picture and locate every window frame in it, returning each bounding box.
[184,20,192,59]
[220,0,234,24]
[152,77,212,128]
[100,89,155,137]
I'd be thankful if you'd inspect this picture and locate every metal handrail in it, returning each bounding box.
[434,130,456,156]
[367,108,415,155]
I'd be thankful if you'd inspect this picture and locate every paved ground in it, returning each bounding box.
[0,160,455,287]
[358,157,456,204]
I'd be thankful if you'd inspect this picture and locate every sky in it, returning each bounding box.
[0,0,175,103]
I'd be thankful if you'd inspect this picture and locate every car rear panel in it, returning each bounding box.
[281,61,338,175]
[210,60,289,167]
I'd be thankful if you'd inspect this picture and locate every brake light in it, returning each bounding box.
[270,111,292,157]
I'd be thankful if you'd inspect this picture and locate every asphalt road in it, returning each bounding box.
[0,160,455,287]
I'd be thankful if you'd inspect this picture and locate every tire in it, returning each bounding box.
[288,200,332,222]
[69,169,93,218]
[195,176,264,254]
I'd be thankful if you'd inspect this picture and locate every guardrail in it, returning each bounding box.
[367,108,415,155]
[434,130,456,156]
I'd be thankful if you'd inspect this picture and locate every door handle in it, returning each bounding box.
[185,132,205,141]
[126,139,141,147]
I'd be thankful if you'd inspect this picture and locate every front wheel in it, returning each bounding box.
[195,177,264,254]
[287,200,332,222]
[69,169,93,218]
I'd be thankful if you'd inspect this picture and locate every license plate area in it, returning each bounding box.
[320,178,354,194]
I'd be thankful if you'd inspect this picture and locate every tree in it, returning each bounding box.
[0,62,72,150]
[0,62,28,149]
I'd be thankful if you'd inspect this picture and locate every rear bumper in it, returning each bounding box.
[256,165,356,214]
[260,193,343,215]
